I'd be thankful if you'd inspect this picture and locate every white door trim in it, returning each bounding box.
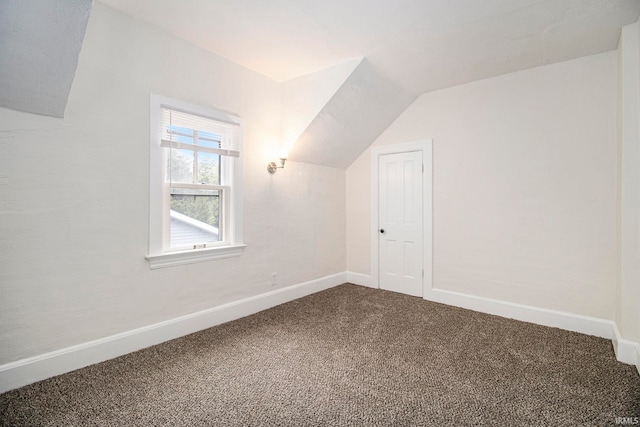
[370,140,433,297]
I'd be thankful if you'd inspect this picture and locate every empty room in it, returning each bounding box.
[1,0,640,425]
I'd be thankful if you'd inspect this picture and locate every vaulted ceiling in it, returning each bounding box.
[2,0,639,167]
[99,0,640,167]
[100,0,640,94]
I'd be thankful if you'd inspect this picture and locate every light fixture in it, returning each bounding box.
[267,157,287,174]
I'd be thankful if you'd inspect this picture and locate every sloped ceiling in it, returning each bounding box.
[0,0,92,118]
[281,58,362,152]
[97,0,640,168]
[289,59,416,168]
[3,1,639,165]
[100,0,640,93]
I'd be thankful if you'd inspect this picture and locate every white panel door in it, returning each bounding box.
[379,151,423,297]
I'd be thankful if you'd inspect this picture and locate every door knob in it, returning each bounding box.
[379,229,385,234]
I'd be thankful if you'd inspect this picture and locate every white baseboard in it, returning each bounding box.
[426,287,640,365]
[2,273,636,395]
[346,277,640,367]
[345,274,614,339]
[346,271,375,288]
[612,322,640,367]
[0,272,346,394]
[425,288,613,338]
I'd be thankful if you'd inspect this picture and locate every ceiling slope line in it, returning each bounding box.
[288,59,417,169]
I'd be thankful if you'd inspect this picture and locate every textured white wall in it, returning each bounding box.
[0,3,345,364]
[347,52,618,319]
[616,21,640,343]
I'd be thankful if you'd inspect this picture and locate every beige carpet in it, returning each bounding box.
[1,284,639,426]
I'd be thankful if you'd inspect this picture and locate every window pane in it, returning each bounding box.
[197,152,220,185]
[169,149,194,184]
[197,131,221,148]
[169,188,222,248]
[167,125,194,144]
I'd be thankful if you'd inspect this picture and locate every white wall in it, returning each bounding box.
[616,20,640,345]
[0,3,345,364]
[347,52,618,319]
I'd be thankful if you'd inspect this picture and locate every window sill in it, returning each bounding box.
[146,244,246,269]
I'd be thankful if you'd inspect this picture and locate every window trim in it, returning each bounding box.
[146,94,245,269]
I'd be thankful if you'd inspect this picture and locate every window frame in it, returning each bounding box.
[146,94,245,269]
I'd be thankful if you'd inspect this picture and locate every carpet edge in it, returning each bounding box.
[0,272,347,394]
[348,272,639,367]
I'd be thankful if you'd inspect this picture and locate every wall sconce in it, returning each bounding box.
[267,157,287,174]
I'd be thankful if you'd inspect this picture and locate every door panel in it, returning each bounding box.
[379,151,423,297]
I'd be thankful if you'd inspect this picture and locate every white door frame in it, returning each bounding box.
[370,140,433,298]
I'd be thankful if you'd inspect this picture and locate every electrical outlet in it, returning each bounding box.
[271,272,278,286]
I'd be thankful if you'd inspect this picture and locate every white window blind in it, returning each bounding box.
[160,107,241,157]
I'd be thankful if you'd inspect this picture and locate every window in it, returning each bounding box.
[147,95,245,269]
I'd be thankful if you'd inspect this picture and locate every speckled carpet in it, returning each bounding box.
[1,284,639,426]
